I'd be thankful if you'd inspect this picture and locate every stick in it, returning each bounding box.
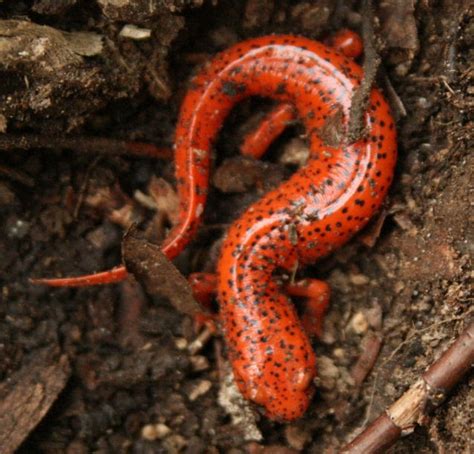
[0,350,70,454]
[347,0,381,143]
[0,133,172,159]
[340,321,474,453]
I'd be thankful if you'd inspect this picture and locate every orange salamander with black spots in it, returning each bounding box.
[33,31,397,421]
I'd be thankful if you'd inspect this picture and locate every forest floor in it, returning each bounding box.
[0,1,472,453]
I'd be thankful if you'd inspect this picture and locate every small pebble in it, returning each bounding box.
[86,223,119,250]
[0,182,16,206]
[279,138,310,167]
[284,425,311,450]
[187,380,212,401]
[66,440,88,454]
[393,281,406,293]
[316,356,339,391]
[332,348,346,361]
[175,337,188,350]
[291,2,332,32]
[190,355,210,372]
[384,382,397,398]
[68,324,82,342]
[366,304,383,329]
[209,26,238,48]
[141,423,171,441]
[163,434,187,452]
[141,424,158,441]
[243,0,274,29]
[119,24,151,40]
[7,218,30,239]
[350,312,369,335]
[349,273,370,286]
[0,113,7,132]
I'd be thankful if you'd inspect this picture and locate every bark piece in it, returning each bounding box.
[123,229,202,316]
[0,350,70,454]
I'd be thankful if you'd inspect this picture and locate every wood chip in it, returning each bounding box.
[0,349,70,454]
[119,24,152,40]
[122,228,202,317]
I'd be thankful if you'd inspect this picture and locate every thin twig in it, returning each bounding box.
[350,333,383,387]
[0,134,172,159]
[382,72,407,119]
[188,326,214,355]
[347,0,381,142]
[73,156,101,219]
[0,164,35,187]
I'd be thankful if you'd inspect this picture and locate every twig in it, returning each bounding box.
[340,320,474,454]
[440,76,456,96]
[73,155,101,219]
[118,276,146,348]
[382,72,407,119]
[188,326,214,355]
[347,0,381,142]
[0,133,172,159]
[363,313,470,426]
[350,333,383,387]
[0,164,35,187]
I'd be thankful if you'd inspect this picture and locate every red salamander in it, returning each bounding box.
[204,36,396,420]
[35,33,397,421]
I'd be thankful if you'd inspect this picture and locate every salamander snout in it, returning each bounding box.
[263,366,316,421]
[231,348,316,421]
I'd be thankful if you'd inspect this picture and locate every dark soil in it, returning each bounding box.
[0,1,472,453]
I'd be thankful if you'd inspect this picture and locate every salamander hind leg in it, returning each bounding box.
[188,272,218,333]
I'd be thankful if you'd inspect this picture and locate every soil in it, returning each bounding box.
[0,1,472,453]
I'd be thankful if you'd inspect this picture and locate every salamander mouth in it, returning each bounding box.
[231,363,315,421]
[262,389,313,421]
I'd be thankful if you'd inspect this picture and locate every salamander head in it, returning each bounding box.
[231,343,316,421]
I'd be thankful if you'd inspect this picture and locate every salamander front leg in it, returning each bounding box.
[286,279,330,338]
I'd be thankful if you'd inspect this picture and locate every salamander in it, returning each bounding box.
[34,31,397,421]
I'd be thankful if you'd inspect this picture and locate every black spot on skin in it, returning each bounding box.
[276,82,287,94]
[221,81,247,96]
